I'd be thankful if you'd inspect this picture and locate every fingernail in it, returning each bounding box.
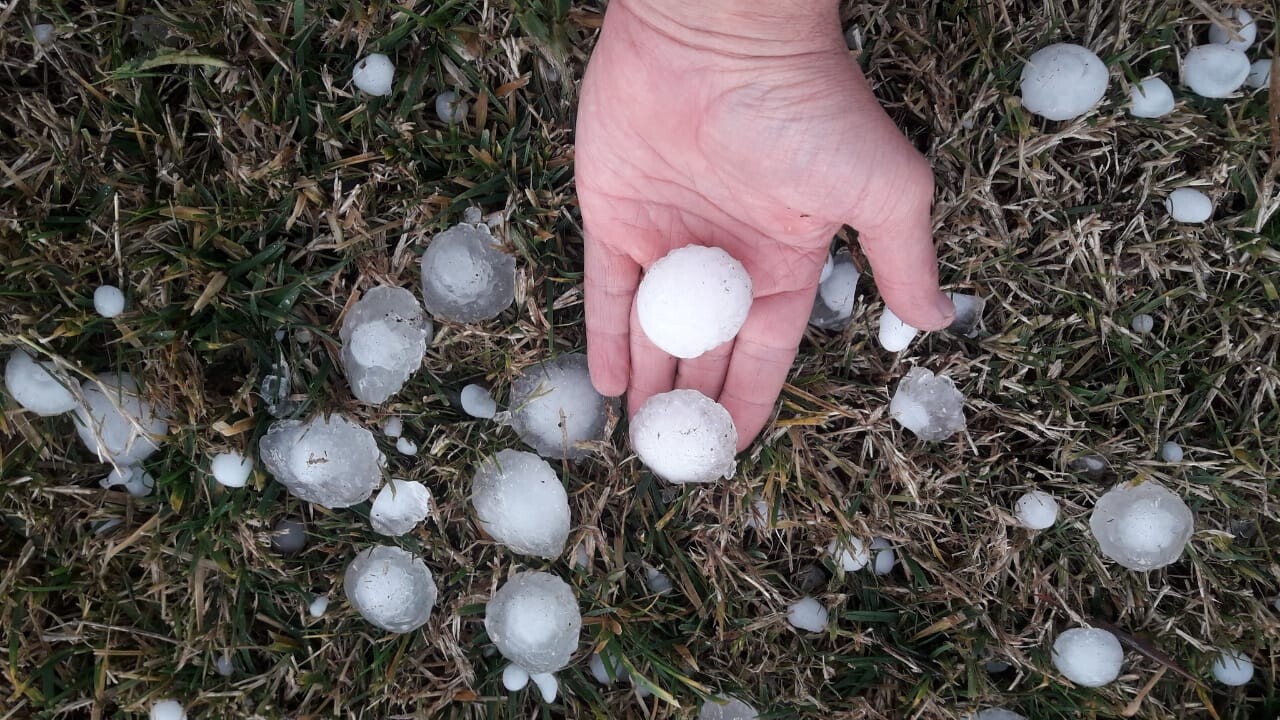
[934,292,956,327]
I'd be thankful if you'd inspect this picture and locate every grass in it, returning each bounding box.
[1,0,1277,718]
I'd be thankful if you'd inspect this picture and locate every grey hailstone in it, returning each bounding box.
[344,545,438,633]
[73,372,169,465]
[471,449,570,559]
[270,517,307,554]
[889,367,966,441]
[484,571,581,674]
[1089,481,1194,571]
[419,222,516,323]
[339,286,432,404]
[947,292,986,338]
[508,353,614,460]
[808,251,859,330]
[259,414,383,508]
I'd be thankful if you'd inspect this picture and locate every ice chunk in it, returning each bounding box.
[471,449,570,558]
[435,90,468,124]
[1051,627,1122,687]
[509,354,613,460]
[74,372,169,465]
[1165,188,1213,223]
[878,306,918,352]
[1184,45,1250,98]
[502,663,530,690]
[947,292,986,338]
[419,222,516,323]
[699,697,759,720]
[1130,314,1154,334]
[370,479,432,537]
[340,286,431,405]
[809,251,859,330]
[1211,649,1254,686]
[149,700,186,720]
[352,53,394,96]
[94,285,125,318]
[343,545,438,633]
[101,465,155,497]
[309,595,329,617]
[484,571,581,674]
[630,389,737,483]
[1090,481,1194,571]
[530,672,557,702]
[213,653,233,677]
[259,359,297,418]
[827,536,870,572]
[1208,7,1255,51]
[33,24,55,45]
[635,245,753,359]
[211,451,252,488]
[395,437,417,455]
[5,350,79,416]
[787,596,828,632]
[1019,43,1109,121]
[1128,77,1175,118]
[259,414,382,508]
[461,383,497,418]
[270,517,306,554]
[870,537,896,575]
[381,416,402,438]
[644,566,673,595]
[968,710,1026,720]
[1014,490,1059,530]
[1159,441,1183,463]
[1246,59,1271,89]
[819,253,834,283]
[890,367,966,441]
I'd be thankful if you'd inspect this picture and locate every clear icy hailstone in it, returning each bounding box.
[485,571,582,674]
[1019,43,1109,121]
[270,517,306,554]
[968,709,1026,720]
[529,672,558,702]
[4,350,79,416]
[1130,314,1155,334]
[33,24,55,45]
[699,697,759,720]
[93,285,125,318]
[890,367,966,442]
[635,245,753,359]
[1052,627,1123,687]
[509,354,613,460]
[1129,77,1175,118]
[340,286,431,405]
[213,653,233,677]
[644,566,674,595]
[502,663,530,690]
[878,306,918,352]
[370,478,432,537]
[101,465,155,497]
[1184,45,1250,98]
[820,253,834,283]
[1208,8,1256,51]
[395,437,417,455]
[1165,187,1214,223]
[352,53,394,96]
[1014,490,1059,530]
[309,595,329,617]
[1090,481,1194,571]
[1160,440,1183,463]
[419,221,516,323]
[471,449,570,559]
[870,537,896,575]
[260,359,296,418]
[630,389,737,483]
[827,536,870,572]
[74,372,169,465]
[211,451,252,488]
[259,414,382,508]
[809,251,859,330]
[435,90,469,124]
[460,383,497,419]
[1211,649,1255,686]
[149,699,186,720]
[344,545,437,633]
[787,596,829,632]
[1246,59,1271,89]
[381,416,402,438]
[947,292,986,338]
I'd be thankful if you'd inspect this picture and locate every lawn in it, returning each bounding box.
[1,1,1277,719]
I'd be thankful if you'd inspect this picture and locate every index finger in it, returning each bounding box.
[584,235,640,397]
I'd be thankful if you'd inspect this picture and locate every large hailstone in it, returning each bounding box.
[808,251,859,330]
[419,222,516,323]
[343,545,438,633]
[339,286,432,404]
[699,697,759,720]
[889,367,966,441]
[508,354,614,460]
[259,414,382,508]
[1019,43,1109,121]
[1089,481,1194,571]
[629,389,737,483]
[1184,45,1250,98]
[471,449,570,559]
[635,245,753,359]
[1128,77,1176,118]
[73,372,169,465]
[211,451,252,488]
[484,571,582,674]
[369,479,432,537]
[1208,7,1256,51]
[352,53,394,96]
[827,536,870,572]
[94,285,125,318]
[1052,627,1123,687]
[4,350,79,416]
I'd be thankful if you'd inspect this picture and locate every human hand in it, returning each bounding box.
[576,0,954,450]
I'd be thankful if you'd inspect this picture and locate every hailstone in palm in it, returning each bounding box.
[636,245,753,359]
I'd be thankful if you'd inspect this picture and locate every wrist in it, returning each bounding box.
[615,0,840,56]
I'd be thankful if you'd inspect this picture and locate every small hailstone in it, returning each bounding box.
[100,466,155,497]
[1165,188,1214,223]
[635,245,753,359]
[1184,45,1250,98]
[819,253,834,283]
[33,24,55,45]
[295,327,313,344]
[395,437,417,455]
[877,306,918,352]
[946,292,985,338]
[573,542,589,569]
[381,416,402,437]
[699,697,759,720]
[4,350,79,416]
[644,566,673,595]
[1014,490,1059,530]
[484,571,582,674]
[259,359,295,418]
[1211,649,1254,686]
[870,537,896,575]
[509,354,614,460]
[1019,43,1109,121]
[213,653,233,677]
[344,545,438,633]
[827,536,870,572]
[502,663,530,690]
[270,517,306,554]
[969,710,1026,720]
[1069,454,1110,478]
[787,596,829,632]
[419,221,516,323]
[308,595,329,617]
[630,389,737,483]
[1052,627,1123,687]
[471,449,570,559]
[1090,481,1194,571]
[339,286,432,404]
[1246,59,1271,89]
[809,251,859,330]
[149,699,186,720]
[744,494,771,530]
[260,414,382,508]
[1128,77,1176,118]
[1160,441,1183,463]
[890,367,966,441]
[460,383,497,418]
[434,90,468,124]
[530,672,558,702]
[210,451,252,488]
[1207,8,1256,51]
[74,372,169,465]
[352,53,394,96]
[93,285,125,318]
[369,479,432,537]
[1130,314,1155,334]
[982,658,1012,674]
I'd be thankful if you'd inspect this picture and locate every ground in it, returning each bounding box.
[0,1,1277,719]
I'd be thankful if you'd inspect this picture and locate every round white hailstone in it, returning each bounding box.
[644,566,673,595]
[1129,77,1175,118]
[1208,8,1256,51]
[460,383,497,419]
[472,450,570,558]
[635,245,753,359]
[308,595,329,617]
[968,710,1026,720]
[1019,43,1109,121]
[1014,490,1059,530]
[395,437,417,455]
[74,372,169,465]
[149,700,186,720]
[827,536,871,572]
[1211,649,1254,686]
[260,415,381,508]
[93,285,125,318]
[1184,45,1250,98]
[787,596,829,632]
[484,571,582,675]
[502,663,530,691]
[419,222,516,323]
[1246,59,1271,89]
[343,545,438,633]
[870,537,896,575]
[352,53,394,96]
[699,697,759,720]
[213,653,233,677]
[589,652,618,685]
[4,350,79,416]
[1165,188,1214,223]
[100,466,155,497]
[530,672,558,702]
[1130,314,1155,334]
[381,416,402,438]
[369,478,432,537]
[210,451,252,488]
[819,262,859,313]
[509,354,614,460]
[629,389,737,484]
[435,91,469,124]
[1091,481,1194,571]
[33,24,55,45]
[819,254,834,283]
[1160,441,1183,463]
[878,306,918,352]
[1052,627,1123,687]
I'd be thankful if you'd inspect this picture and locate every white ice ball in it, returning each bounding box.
[308,594,329,617]
[1160,441,1183,463]
[1014,490,1059,530]
[827,536,870,572]
[1052,627,1123,687]
[1165,188,1213,223]
[4,350,79,416]
[460,383,497,419]
[878,306,918,352]
[636,245,753,359]
[1246,59,1271,89]
[435,91,469,124]
[352,53,394,96]
[211,451,252,488]
[369,478,432,537]
[93,285,125,318]
[149,700,186,720]
[395,437,417,455]
[786,596,829,633]
[1208,8,1256,51]
[381,416,403,437]
[870,537,896,575]
[629,389,737,483]
[1020,43,1109,121]
[1128,77,1175,118]
[1210,649,1254,686]
[1184,45,1250,98]
[1130,314,1154,334]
